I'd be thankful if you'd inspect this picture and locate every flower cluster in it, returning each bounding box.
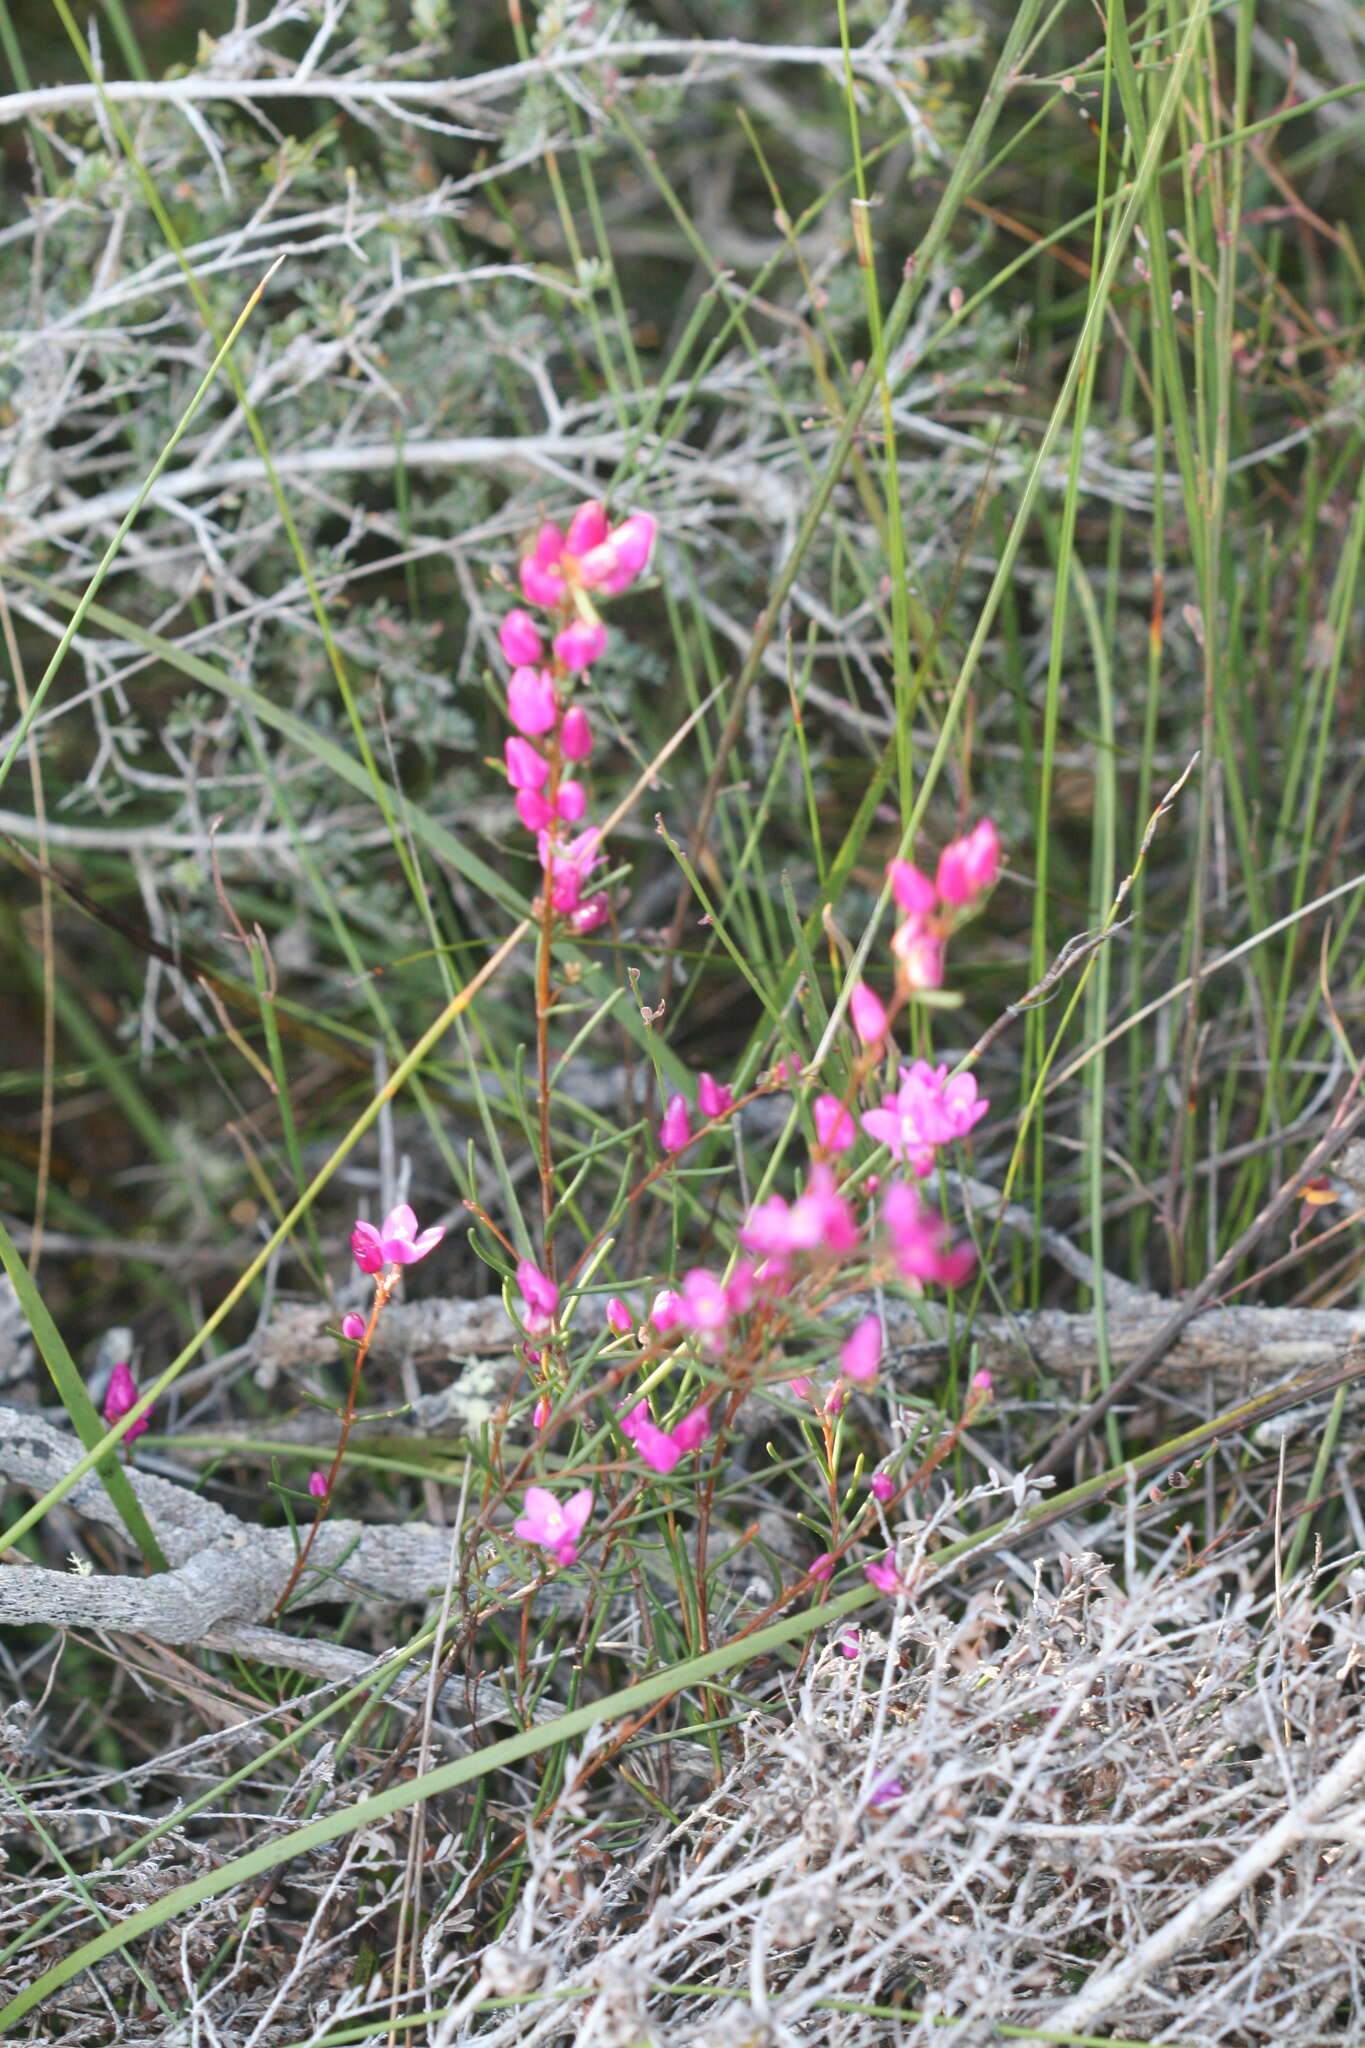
[499,501,656,934]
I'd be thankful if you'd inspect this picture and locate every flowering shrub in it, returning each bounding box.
[190,501,1005,1625]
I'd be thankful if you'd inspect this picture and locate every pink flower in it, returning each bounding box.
[880,1183,974,1289]
[870,1472,895,1503]
[560,705,593,760]
[515,788,554,832]
[659,1094,692,1153]
[850,981,889,1047]
[739,1165,858,1262]
[620,1401,682,1475]
[864,1554,901,1594]
[566,500,610,555]
[499,609,544,666]
[516,1259,559,1335]
[678,1267,729,1339]
[888,858,936,915]
[340,1312,366,1342]
[504,737,548,789]
[725,1263,758,1316]
[553,619,607,672]
[577,512,656,595]
[838,1627,861,1658]
[840,1314,882,1384]
[514,1485,594,1567]
[650,1288,685,1334]
[697,1072,733,1120]
[936,818,1001,907]
[351,1203,445,1273]
[307,1470,329,1500]
[517,503,654,607]
[898,1061,989,1145]
[810,1552,834,1581]
[555,779,587,823]
[538,827,602,914]
[890,914,945,992]
[813,1092,855,1152]
[102,1362,149,1442]
[859,1072,938,1177]
[605,1295,634,1335]
[507,666,558,736]
[670,1402,712,1454]
[867,1775,904,1808]
[519,522,568,608]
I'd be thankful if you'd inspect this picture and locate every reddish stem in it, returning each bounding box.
[268,1276,392,1622]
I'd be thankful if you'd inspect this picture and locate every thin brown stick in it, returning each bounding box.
[1034,1079,1365,1481]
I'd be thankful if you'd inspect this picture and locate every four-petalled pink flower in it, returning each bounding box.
[351,1204,445,1274]
[514,1485,594,1567]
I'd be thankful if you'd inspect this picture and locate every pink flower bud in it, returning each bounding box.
[697,1072,733,1119]
[515,787,555,832]
[659,1093,691,1153]
[789,1376,813,1401]
[840,1313,882,1384]
[870,1472,895,1502]
[506,666,558,736]
[649,1288,684,1334]
[340,1312,366,1342]
[838,1627,861,1658]
[499,609,544,666]
[570,892,610,935]
[519,521,567,608]
[532,1394,551,1431]
[565,499,609,556]
[553,619,607,672]
[890,915,945,992]
[970,1368,993,1398]
[810,1552,834,1581]
[605,1295,633,1335]
[504,736,548,789]
[888,858,936,915]
[102,1362,149,1442]
[850,982,889,1047]
[560,705,593,760]
[350,1223,385,1273]
[307,1470,329,1500]
[936,818,1001,906]
[813,1093,855,1152]
[555,779,587,823]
